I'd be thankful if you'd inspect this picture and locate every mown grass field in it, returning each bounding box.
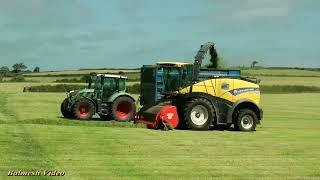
[1,74,320,179]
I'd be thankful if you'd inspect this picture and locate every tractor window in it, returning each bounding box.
[102,77,117,99]
[118,79,126,91]
[93,76,102,90]
[103,78,116,91]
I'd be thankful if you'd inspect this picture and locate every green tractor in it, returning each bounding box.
[60,74,136,121]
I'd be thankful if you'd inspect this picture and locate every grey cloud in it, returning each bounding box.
[0,0,92,30]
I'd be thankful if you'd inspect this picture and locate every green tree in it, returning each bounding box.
[0,66,10,75]
[251,61,258,68]
[33,66,40,73]
[12,63,27,73]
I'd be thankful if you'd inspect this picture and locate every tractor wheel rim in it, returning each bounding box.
[116,101,132,119]
[190,105,209,126]
[78,104,90,117]
[241,115,253,129]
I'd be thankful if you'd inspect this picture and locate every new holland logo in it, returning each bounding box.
[230,88,260,96]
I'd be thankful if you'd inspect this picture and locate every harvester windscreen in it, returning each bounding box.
[163,65,193,92]
[163,68,180,91]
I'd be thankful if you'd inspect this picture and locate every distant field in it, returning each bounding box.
[3,76,81,83]
[12,68,319,87]
[1,82,320,179]
[258,76,320,87]
[242,69,320,77]
[24,69,140,76]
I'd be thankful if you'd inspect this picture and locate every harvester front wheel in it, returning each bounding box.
[234,109,257,131]
[73,98,95,120]
[111,96,136,122]
[184,98,214,130]
[61,98,74,118]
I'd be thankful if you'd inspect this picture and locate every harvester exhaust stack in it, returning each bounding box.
[135,105,179,130]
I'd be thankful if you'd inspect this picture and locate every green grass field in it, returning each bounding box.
[1,81,320,179]
[258,76,320,87]
[242,68,320,77]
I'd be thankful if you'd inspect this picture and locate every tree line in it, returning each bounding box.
[0,63,40,76]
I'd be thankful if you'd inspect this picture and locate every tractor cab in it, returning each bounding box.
[89,74,127,99]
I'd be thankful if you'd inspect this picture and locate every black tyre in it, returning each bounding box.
[234,109,257,131]
[184,98,214,130]
[98,114,112,121]
[73,98,95,120]
[111,96,136,122]
[61,98,74,118]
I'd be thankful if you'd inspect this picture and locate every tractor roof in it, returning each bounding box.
[157,62,192,67]
[96,74,127,79]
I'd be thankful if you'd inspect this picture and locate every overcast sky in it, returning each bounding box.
[0,0,319,70]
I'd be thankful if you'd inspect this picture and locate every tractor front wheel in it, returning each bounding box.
[61,98,74,118]
[111,96,136,122]
[73,99,95,120]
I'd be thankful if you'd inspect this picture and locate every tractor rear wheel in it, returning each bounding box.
[234,109,257,131]
[73,98,95,120]
[111,96,136,122]
[184,98,214,130]
[61,98,74,118]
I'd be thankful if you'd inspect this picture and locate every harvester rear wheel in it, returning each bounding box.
[234,109,257,131]
[61,98,74,118]
[111,96,136,122]
[184,98,214,130]
[73,98,95,120]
